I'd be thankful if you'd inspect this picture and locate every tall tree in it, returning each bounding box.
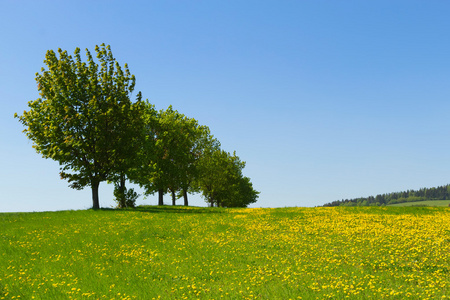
[154,106,188,206]
[15,44,141,209]
[126,101,160,203]
[132,106,181,205]
[130,105,218,206]
[178,125,219,206]
[110,96,147,208]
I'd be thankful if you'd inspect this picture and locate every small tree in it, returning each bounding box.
[15,44,141,209]
[113,185,139,208]
[195,149,259,207]
[225,176,259,208]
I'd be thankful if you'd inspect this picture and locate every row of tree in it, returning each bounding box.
[323,184,450,207]
[15,44,259,209]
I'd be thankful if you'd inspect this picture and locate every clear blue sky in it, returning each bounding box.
[1,1,450,212]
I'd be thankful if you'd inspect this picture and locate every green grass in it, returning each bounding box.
[1,206,450,299]
[388,199,450,207]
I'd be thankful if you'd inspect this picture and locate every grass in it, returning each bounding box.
[388,200,450,207]
[1,206,450,299]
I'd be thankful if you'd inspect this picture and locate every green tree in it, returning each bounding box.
[15,44,141,209]
[126,101,160,202]
[196,149,259,207]
[225,176,259,208]
[166,113,218,206]
[110,98,147,209]
[154,106,193,206]
[131,106,181,205]
[131,105,217,206]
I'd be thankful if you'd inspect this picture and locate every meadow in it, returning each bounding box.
[388,200,450,207]
[1,206,450,299]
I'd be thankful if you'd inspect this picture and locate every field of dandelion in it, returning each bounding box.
[1,206,450,299]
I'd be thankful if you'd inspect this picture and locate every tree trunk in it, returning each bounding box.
[118,173,126,208]
[171,190,176,206]
[92,180,100,209]
[119,174,126,194]
[158,189,164,206]
[183,189,188,206]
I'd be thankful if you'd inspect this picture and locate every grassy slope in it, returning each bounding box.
[1,206,450,299]
[388,199,450,207]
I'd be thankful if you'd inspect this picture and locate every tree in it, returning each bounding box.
[109,98,147,209]
[159,110,218,206]
[130,105,217,206]
[153,106,193,206]
[224,176,259,207]
[178,124,219,206]
[126,101,161,203]
[195,149,259,207]
[15,44,141,209]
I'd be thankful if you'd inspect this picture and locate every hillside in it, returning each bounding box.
[2,206,450,298]
[388,199,450,207]
[323,184,450,207]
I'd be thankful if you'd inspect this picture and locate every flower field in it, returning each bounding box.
[1,206,450,299]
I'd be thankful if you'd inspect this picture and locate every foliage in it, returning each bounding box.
[152,106,208,204]
[126,100,158,196]
[113,185,139,208]
[2,206,450,299]
[130,105,224,206]
[196,149,259,207]
[323,184,450,207]
[129,105,187,203]
[226,176,259,207]
[16,45,258,209]
[15,44,142,209]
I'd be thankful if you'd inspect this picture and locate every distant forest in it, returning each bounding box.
[323,184,450,207]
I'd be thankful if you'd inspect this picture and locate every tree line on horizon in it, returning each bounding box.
[323,184,450,207]
[15,44,259,209]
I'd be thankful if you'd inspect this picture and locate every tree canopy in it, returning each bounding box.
[15,44,142,209]
[195,149,259,207]
[16,44,259,209]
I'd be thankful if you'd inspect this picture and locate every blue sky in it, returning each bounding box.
[1,1,450,212]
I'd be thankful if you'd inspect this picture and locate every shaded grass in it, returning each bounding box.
[1,206,450,299]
